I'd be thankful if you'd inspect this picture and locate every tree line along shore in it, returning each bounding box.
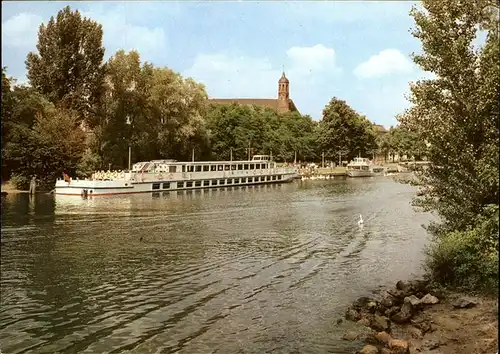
[1,1,498,352]
[2,6,426,191]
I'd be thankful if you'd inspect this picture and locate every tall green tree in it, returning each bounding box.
[100,49,152,168]
[399,0,499,290]
[2,80,56,181]
[4,105,86,189]
[318,97,377,162]
[1,68,15,180]
[149,67,210,161]
[25,6,106,126]
[206,103,271,161]
[275,112,318,162]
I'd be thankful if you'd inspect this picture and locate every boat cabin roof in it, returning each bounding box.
[251,155,271,161]
[131,155,275,169]
[348,157,370,165]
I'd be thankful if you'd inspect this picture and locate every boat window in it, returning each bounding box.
[152,183,160,190]
[272,175,277,181]
[219,179,225,185]
[195,165,202,172]
[203,165,209,172]
[244,164,249,170]
[187,165,194,172]
[169,166,177,173]
[210,165,217,171]
[195,180,202,187]
[203,180,210,186]
[230,164,236,170]
[211,180,218,186]
[261,163,266,169]
[218,165,224,171]
[237,164,243,170]
[182,165,186,172]
[186,181,193,188]
[162,182,170,189]
[224,165,230,171]
[250,164,255,169]
[278,175,282,180]
[227,179,233,184]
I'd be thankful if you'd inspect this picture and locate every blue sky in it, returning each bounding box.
[2,1,434,127]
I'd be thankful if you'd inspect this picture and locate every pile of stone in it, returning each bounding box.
[341,279,441,354]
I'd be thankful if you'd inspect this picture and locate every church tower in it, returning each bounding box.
[277,72,290,114]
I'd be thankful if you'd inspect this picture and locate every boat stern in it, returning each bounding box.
[54,179,134,196]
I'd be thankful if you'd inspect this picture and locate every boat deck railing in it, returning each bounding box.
[57,167,299,185]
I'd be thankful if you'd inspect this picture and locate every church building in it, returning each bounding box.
[209,72,299,114]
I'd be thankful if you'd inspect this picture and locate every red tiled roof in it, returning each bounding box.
[374,124,388,133]
[209,98,280,110]
[209,98,299,113]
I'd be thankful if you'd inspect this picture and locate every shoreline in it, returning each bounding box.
[1,182,52,195]
[340,280,498,354]
[1,182,28,194]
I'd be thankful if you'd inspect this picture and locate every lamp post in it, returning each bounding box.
[126,115,132,170]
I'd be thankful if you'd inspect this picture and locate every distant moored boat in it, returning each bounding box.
[346,157,385,178]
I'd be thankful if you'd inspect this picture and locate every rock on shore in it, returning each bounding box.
[341,279,498,354]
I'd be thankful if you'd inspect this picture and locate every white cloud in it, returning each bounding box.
[2,12,43,49]
[1,7,169,64]
[182,45,342,120]
[353,49,414,79]
[183,53,279,98]
[80,9,168,63]
[183,44,341,97]
[286,44,340,75]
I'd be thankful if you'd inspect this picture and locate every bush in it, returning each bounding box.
[424,205,499,294]
[9,173,31,190]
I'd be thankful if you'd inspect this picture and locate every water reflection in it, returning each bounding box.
[1,178,433,353]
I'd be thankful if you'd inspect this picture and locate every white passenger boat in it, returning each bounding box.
[346,157,385,177]
[55,155,299,197]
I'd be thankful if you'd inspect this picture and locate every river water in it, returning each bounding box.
[1,177,433,354]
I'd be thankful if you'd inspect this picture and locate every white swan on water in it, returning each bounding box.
[358,214,364,226]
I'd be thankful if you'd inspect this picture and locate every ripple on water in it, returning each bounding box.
[0,179,434,353]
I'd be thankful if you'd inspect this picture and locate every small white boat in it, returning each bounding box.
[55,155,299,197]
[346,157,385,178]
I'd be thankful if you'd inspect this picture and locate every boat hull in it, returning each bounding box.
[347,168,385,178]
[347,170,372,177]
[55,172,298,196]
